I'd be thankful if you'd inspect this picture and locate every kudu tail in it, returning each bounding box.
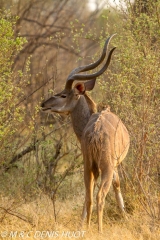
[92,160,100,181]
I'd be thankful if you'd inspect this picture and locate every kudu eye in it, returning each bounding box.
[61,94,67,98]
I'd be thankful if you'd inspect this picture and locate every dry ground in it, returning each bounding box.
[0,193,159,240]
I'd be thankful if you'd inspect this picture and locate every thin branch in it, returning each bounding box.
[15,75,54,108]
[3,121,71,171]
[0,206,33,225]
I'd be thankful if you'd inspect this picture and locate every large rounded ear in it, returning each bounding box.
[74,78,96,95]
[84,78,96,91]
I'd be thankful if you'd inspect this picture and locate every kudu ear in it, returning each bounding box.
[74,78,96,95]
[84,78,96,91]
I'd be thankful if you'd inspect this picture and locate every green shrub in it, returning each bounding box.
[0,10,27,164]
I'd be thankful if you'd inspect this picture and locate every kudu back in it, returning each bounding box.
[41,34,130,233]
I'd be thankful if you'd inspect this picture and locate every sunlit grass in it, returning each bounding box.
[0,187,159,240]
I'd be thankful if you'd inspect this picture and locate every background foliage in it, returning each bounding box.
[0,0,159,239]
[0,10,27,164]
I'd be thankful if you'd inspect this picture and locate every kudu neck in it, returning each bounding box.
[70,94,96,142]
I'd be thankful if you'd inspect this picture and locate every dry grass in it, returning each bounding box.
[0,164,159,240]
[0,193,159,240]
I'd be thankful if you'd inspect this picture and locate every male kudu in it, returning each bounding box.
[41,34,130,233]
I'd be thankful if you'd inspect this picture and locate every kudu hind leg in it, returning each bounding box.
[81,170,94,228]
[113,170,125,212]
[97,169,114,233]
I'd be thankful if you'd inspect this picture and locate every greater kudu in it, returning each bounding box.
[41,34,130,233]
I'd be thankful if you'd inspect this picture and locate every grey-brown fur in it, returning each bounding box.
[81,108,129,232]
[70,94,96,141]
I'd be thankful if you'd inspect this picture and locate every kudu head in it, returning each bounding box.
[41,34,116,115]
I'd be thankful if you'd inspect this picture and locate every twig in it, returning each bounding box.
[3,121,71,171]
[0,206,33,226]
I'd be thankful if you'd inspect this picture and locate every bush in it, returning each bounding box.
[98,0,160,218]
[0,10,27,164]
